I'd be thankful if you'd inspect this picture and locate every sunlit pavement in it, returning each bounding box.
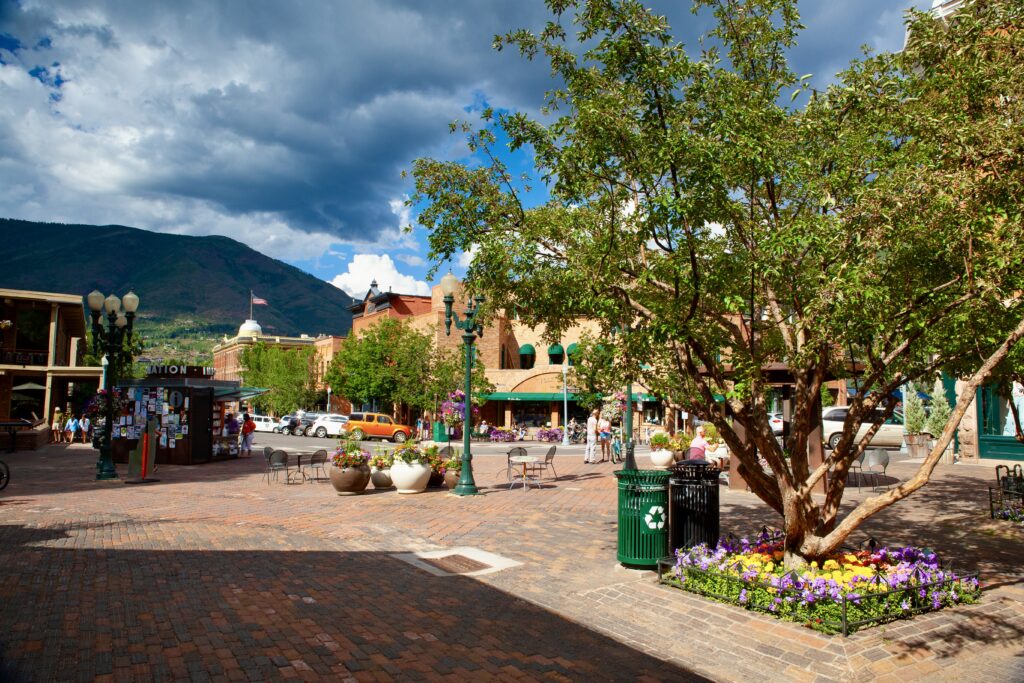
[0,442,1021,681]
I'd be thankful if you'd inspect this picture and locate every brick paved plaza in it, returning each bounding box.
[0,441,1021,682]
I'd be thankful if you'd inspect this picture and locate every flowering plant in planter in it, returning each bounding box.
[391,441,426,464]
[664,529,980,635]
[83,389,130,418]
[443,457,462,473]
[441,390,479,427]
[536,427,563,442]
[649,432,672,450]
[370,448,393,470]
[669,432,693,453]
[332,439,370,469]
[489,427,516,442]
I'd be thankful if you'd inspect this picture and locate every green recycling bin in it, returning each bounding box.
[432,421,449,443]
[615,469,671,568]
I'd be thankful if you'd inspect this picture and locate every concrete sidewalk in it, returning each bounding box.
[0,444,1020,681]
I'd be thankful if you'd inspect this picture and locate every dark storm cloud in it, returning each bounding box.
[0,0,930,250]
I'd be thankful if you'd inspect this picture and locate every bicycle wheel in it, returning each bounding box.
[0,460,9,490]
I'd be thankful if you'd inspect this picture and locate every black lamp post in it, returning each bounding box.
[86,289,139,480]
[440,272,483,496]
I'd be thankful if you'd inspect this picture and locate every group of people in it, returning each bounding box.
[583,409,615,464]
[223,412,257,457]
[50,408,91,444]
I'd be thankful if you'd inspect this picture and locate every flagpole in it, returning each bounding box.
[249,290,253,320]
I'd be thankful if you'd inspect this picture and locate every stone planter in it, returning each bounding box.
[370,466,393,489]
[390,460,431,494]
[444,469,461,489]
[650,449,674,469]
[329,464,371,496]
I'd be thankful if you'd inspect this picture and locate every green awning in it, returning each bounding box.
[518,344,535,355]
[548,343,564,356]
[484,392,576,401]
[214,386,269,401]
[566,343,579,356]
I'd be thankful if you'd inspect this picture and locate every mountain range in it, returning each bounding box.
[0,218,355,338]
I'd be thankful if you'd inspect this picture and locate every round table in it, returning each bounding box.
[509,455,540,491]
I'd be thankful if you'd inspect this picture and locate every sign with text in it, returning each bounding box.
[146,365,216,379]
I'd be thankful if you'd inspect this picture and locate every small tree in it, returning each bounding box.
[903,382,927,435]
[924,379,952,439]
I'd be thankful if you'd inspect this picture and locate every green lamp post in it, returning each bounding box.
[440,272,483,496]
[86,289,140,480]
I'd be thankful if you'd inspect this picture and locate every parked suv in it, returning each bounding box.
[273,415,297,434]
[341,412,412,442]
[822,407,904,450]
[311,414,350,438]
[250,415,276,432]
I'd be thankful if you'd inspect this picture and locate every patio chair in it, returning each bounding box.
[263,450,290,484]
[850,451,866,491]
[504,446,528,481]
[863,449,890,490]
[263,446,274,459]
[304,449,329,482]
[526,445,558,483]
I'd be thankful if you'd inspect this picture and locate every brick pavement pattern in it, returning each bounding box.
[0,442,1021,682]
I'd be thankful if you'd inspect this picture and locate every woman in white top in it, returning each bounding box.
[598,416,612,462]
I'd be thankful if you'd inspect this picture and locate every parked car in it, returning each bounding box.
[295,416,318,436]
[273,415,297,434]
[770,413,784,435]
[311,414,349,438]
[250,415,276,432]
[822,407,904,450]
[341,412,412,442]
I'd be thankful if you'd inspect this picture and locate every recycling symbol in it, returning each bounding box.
[644,505,666,530]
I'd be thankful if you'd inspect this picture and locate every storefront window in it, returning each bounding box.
[15,308,49,350]
[512,401,549,428]
[981,382,1024,437]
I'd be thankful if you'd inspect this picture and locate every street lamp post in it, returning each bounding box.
[440,272,483,496]
[86,289,139,480]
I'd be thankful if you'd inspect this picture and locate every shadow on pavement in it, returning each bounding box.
[0,522,709,682]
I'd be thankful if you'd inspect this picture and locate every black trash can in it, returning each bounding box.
[668,460,720,556]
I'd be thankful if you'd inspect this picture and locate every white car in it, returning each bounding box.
[250,415,276,432]
[311,414,350,438]
[769,413,784,435]
[822,407,905,450]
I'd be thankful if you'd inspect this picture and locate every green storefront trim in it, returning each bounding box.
[976,385,1024,462]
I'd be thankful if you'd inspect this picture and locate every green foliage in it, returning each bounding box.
[409,0,1024,560]
[649,432,672,450]
[924,379,952,437]
[82,327,146,382]
[239,342,319,415]
[903,382,927,435]
[324,318,494,415]
[820,386,835,408]
[568,334,621,410]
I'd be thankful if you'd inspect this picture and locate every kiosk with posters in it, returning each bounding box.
[111,365,264,465]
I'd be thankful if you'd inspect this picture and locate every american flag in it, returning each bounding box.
[251,294,268,306]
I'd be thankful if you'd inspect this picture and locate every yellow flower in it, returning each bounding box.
[764,562,775,572]
[810,561,819,569]
[822,560,840,572]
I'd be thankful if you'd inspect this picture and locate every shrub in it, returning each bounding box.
[924,379,952,437]
[904,382,927,435]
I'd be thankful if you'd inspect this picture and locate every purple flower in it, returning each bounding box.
[900,600,911,611]
[738,589,748,604]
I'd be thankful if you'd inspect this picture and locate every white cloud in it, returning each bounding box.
[330,253,430,298]
[457,244,479,269]
[397,254,426,267]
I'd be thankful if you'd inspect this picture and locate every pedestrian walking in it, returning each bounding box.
[584,409,599,463]
[79,414,91,443]
[64,415,77,444]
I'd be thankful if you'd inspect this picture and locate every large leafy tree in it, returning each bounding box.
[411,0,1024,566]
[239,342,320,416]
[324,318,493,419]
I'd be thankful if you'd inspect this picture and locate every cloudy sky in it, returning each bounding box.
[0,0,930,298]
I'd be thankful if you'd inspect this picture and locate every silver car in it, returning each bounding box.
[822,407,905,450]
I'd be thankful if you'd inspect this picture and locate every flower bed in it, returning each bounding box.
[990,487,1024,527]
[489,427,516,442]
[536,427,563,442]
[658,530,980,636]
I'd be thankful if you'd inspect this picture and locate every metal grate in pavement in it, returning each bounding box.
[391,546,522,577]
[420,553,491,574]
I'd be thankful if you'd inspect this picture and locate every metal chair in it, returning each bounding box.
[263,450,290,484]
[863,449,890,490]
[263,446,274,459]
[504,446,527,481]
[526,445,558,482]
[304,449,329,482]
[850,451,866,491]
